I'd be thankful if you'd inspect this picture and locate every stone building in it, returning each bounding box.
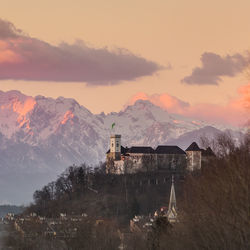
[106,134,186,174]
[185,142,215,171]
[106,135,215,174]
[185,142,202,171]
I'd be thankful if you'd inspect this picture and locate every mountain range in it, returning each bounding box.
[0,90,245,204]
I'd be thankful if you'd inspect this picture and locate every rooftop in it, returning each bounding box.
[107,145,186,155]
[127,146,155,154]
[155,146,186,155]
[202,147,216,156]
[185,142,202,151]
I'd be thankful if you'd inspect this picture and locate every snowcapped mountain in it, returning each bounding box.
[0,90,244,204]
[103,100,236,147]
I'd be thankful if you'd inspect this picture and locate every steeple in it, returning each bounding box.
[168,175,176,211]
[167,175,177,222]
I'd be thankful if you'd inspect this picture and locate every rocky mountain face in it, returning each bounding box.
[0,90,244,204]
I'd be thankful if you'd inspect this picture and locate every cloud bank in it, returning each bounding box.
[0,19,163,85]
[182,52,249,85]
[126,83,250,127]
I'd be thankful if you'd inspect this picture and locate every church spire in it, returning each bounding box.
[167,175,177,222]
[168,175,176,211]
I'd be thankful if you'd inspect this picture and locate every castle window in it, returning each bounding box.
[116,142,119,147]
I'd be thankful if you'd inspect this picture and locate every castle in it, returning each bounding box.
[106,134,214,174]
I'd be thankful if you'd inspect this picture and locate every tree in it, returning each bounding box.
[180,133,250,250]
[148,216,172,250]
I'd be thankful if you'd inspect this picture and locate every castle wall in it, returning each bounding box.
[106,153,187,174]
[156,154,186,171]
[186,151,201,171]
[106,153,124,174]
[124,153,157,174]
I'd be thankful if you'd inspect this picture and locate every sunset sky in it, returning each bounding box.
[0,0,249,126]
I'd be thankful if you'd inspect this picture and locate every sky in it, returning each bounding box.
[0,0,249,126]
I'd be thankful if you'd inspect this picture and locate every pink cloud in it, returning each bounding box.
[126,84,250,127]
[0,19,163,85]
[126,92,189,114]
[0,40,22,63]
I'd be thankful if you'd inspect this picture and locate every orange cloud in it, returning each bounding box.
[0,40,21,63]
[126,83,250,127]
[237,84,250,110]
[125,92,189,114]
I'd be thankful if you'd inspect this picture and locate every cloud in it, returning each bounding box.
[125,92,189,114]
[126,83,250,127]
[238,83,250,110]
[0,19,163,85]
[182,52,249,85]
[0,19,24,39]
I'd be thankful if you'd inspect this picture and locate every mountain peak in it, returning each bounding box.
[134,99,154,106]
[0,90,33,104]
[124,99,162,113]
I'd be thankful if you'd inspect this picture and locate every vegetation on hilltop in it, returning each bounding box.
[27,163,182,223]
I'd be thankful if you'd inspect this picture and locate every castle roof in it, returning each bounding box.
[202,147,215,156]
[185,142,202,151]
[106,146,129,154]
[127,146,155,154]
[155,146,186,154]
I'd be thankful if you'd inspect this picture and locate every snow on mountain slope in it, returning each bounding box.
[0,90,244,204]
[102,100,234,147]
[166,126,223,150]
[0,90,36,138]
[0,91,242,167]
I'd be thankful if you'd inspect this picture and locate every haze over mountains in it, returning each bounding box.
[0,90,245,204]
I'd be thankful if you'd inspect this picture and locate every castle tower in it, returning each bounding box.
[167,176,177,223]
[185,142,202,171]
[110,134,121,160]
